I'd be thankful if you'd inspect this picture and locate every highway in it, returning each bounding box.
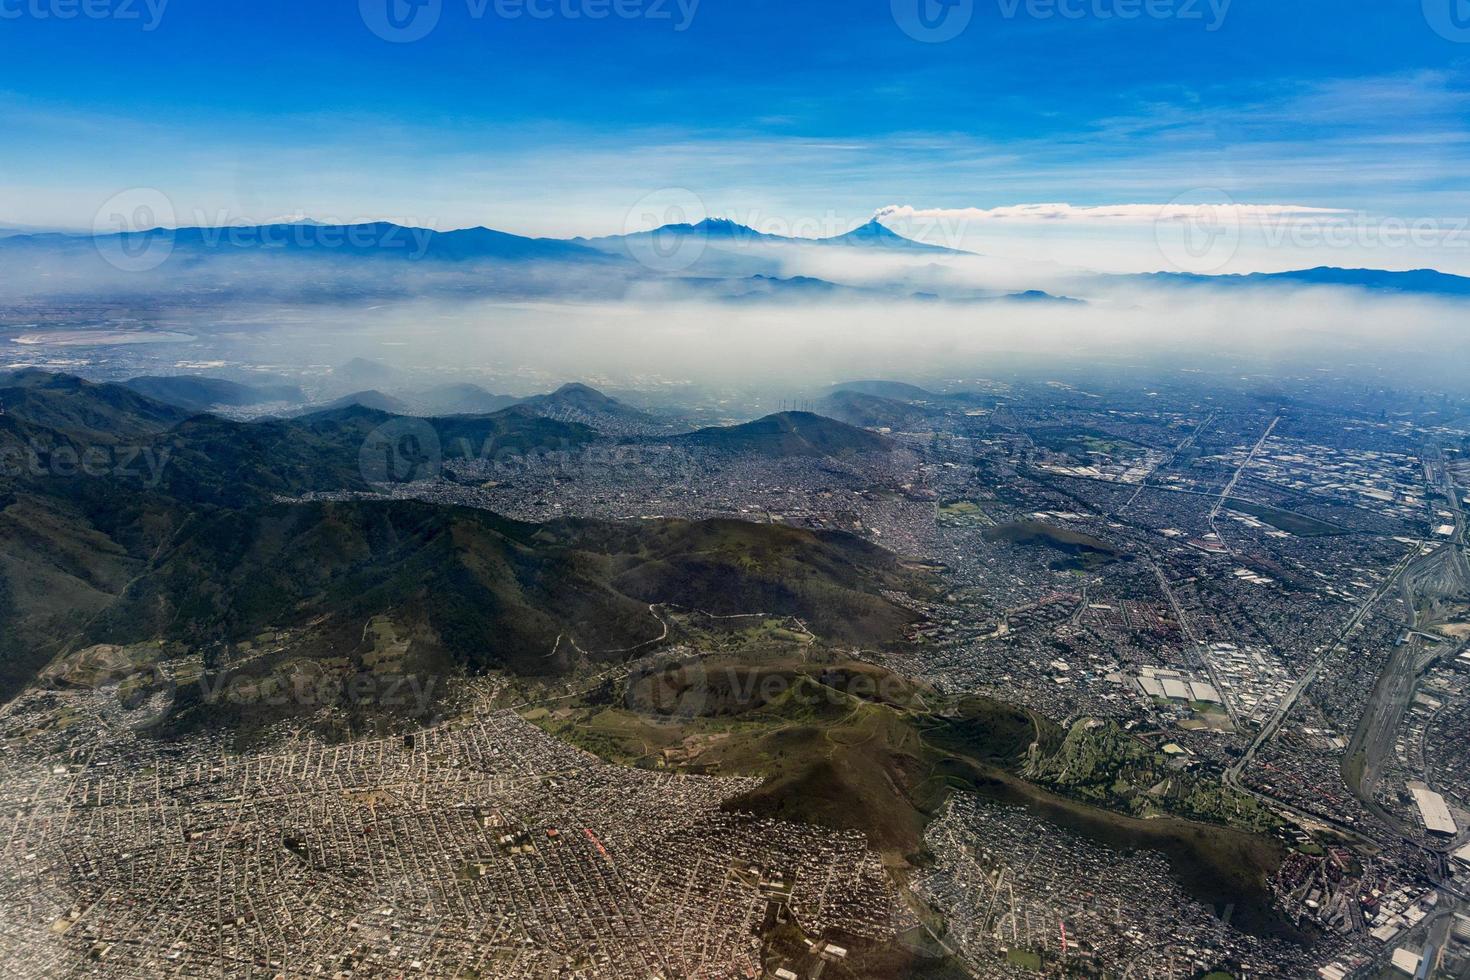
[1339,446,1470,854]
[1226,441,1470,900]
[1207,414,1279,553]
[1144,553,1242,730]
[1209,415,1280,524]
[1226,539,1423,785]
[1116,410,1217,516]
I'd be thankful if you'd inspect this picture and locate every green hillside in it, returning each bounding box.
[0,373,926,718]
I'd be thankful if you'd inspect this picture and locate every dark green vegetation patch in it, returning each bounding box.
[983,520,1129,571]
[1225,498,1348,537]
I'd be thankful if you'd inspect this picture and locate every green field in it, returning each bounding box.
[1028,426,1149,461]
[1006,948,1043,971]
[937,499,992,527]
[1226,499,1346,537]
[983,520,1128,571]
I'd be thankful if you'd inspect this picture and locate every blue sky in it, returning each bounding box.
[2,0,1469,269]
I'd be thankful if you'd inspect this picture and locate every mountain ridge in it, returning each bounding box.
[1,221,614,264]
[580,215,971,256]
[675,410,894,457]
[6,218,1468,301]
[0,372,928,712]
[1127,265,1470,296]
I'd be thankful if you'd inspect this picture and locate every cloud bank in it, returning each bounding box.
[873,203,1352,224]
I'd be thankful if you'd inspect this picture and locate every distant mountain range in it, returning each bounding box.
[2,220,607,264]
[37,369,975,458]
[123,376,307,412]
[818,390,937,431]
[828,380,940,401]
[0,222,70,238]
[817,380,997,421]
[110,370,907,461]
[410,383,521,416]
[579,216,966,256]
[578,217,782,251]
[115,368,653,427]
[1124,265,1470,297]
[4,216,1467,303]
[0,216,960,272]
[304,389,413,416]
[516,382,656,426]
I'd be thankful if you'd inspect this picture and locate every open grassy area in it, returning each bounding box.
[1028,426,1149,461]
[1344,749,1367,793]
[936,499,993,528]
[1225,499,1346,537]
[1006,948,1043,971]
[983,520,1128,571]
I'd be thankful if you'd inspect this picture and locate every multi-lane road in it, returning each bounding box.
[1226,540,1422,789]
[1227,443,1470,870]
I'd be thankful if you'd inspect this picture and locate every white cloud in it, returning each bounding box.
[873,203,1351,224]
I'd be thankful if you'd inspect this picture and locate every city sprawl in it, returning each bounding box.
[3,350,1470,979]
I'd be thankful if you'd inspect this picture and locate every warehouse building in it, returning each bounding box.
[1408,782,1458,837]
